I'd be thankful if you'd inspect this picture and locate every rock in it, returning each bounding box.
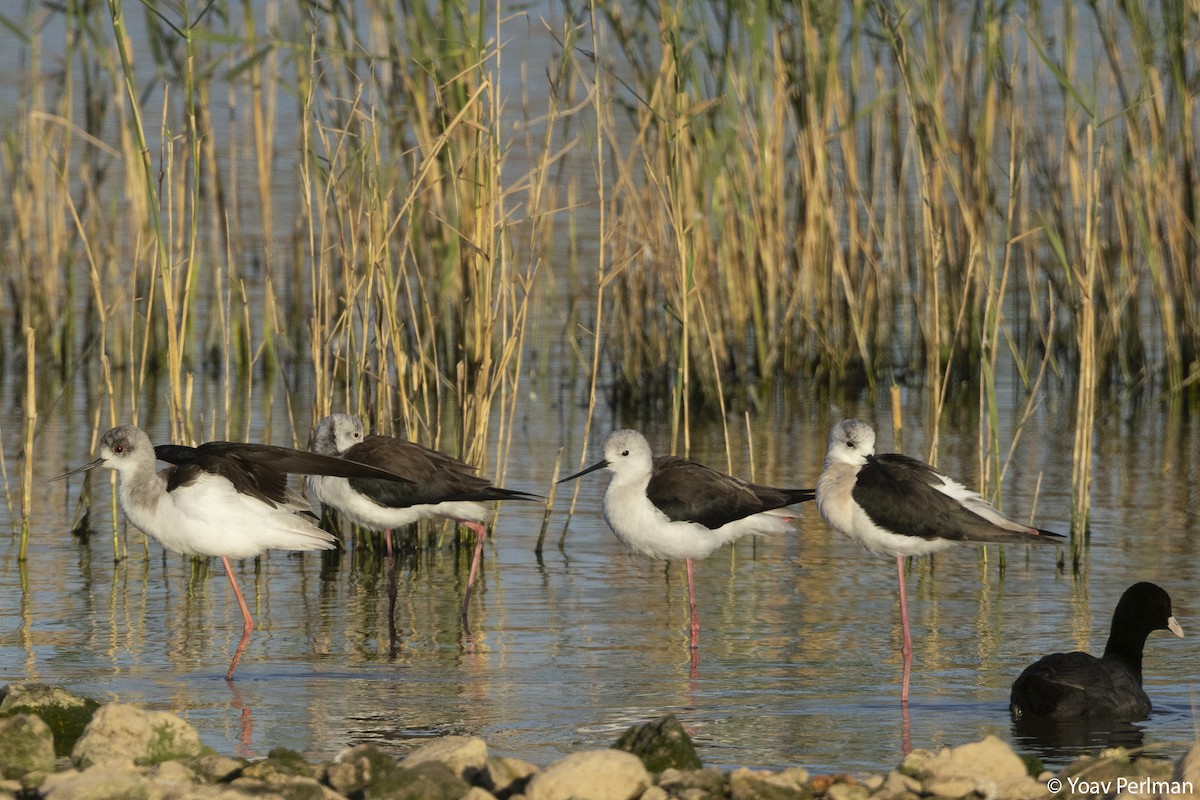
[374,761,474,800]
[480,755,539,797]
[612,714,702,773]
[326,743,405,796]
[524,749,651,800]
[190,752,246,783]
[827,782,870,800]
[0,714,55,779]
[1057,748,1176,800]
[876,770,922,797]
[1164,745,1200,800]
[640,787,670,800]
[922,775,977,798]
[328,743,403,796]
[240,747,323,781]
[401,735,489,782]
[40,761,150,800]
[0,683,100,757]
[916,736,1046,800]
[71,703,204,767]
[462,788,500,800]
[231,772,345,799]
[728,766,812,800]
[657,765,729,797]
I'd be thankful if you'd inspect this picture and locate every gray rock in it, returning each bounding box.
[827,782,870,800]
[1057,748,1175,800]
[657,766,729,797]
[229,772,344,799]
[72,703,204,768]
[0,682,100,757]
[524,749,651,800]
[922,774,977,798]
[462,788,500,800]
[728,766,812,800]
[1164,745,1200,800]
[325,743,403,796]
[40,761,151,800]
[612,714,702,773]
[916,736,1046,800]
[875,770,922,798]
[401,735,489,782]
[481,755,539,797]
[0,713,55,779]
[189,753,246,783]
[373,761,473,799]
[240,747,322,781]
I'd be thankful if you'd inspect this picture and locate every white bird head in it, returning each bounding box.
[311,414,365,456]
[558,428,654,485]
[55,425,155,479]
[825,419,877,467]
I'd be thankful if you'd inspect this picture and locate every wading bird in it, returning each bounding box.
[57,425,412,680]
[815,418,1063,704]
[559,428,814,653]
[307,413,540,627]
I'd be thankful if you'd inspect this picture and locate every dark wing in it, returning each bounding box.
[346,436,541,508]
[1009,652,1149,721]
[154,444,199,464]
[852,453,1060,544]
[646,455,813,529]
[156,440,414,508]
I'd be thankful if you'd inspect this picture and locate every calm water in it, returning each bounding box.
[4,376,1196,776]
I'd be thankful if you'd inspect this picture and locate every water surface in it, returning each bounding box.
[6,385,1195,776]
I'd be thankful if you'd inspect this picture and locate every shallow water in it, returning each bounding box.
[6,382,1196,776]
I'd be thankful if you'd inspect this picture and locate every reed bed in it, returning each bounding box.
[1,0,1198,556]
[0,0,562,557]
[556,0,1200,541]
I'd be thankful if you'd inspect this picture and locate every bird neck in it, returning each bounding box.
[118,465,169,531]
[1101,627,1147,684]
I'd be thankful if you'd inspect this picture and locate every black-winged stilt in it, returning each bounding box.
[815,418,1064,703]
[559,428,814,652]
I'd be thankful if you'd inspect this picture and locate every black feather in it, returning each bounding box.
[647,455,814,529]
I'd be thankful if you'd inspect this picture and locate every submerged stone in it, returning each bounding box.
[612,714,702,773]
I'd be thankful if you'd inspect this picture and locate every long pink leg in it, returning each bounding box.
[385,528,393,560]
[896,555,912,704]
[460,520,487,626]
[222,556,255,682]
[686,558,699,651]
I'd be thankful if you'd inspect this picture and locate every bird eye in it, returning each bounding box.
[621,449,629,457]
[113,445,125,454]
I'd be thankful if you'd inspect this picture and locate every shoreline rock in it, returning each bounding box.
[0,683,1195,799]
